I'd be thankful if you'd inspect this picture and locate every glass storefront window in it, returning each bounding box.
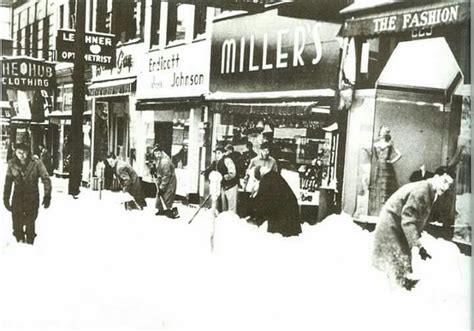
[453,96,471,244]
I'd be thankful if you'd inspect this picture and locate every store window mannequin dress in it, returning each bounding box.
[369,126,402,215]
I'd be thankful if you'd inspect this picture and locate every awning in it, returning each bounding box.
[136,96,204,111]
[211,101,331,116]
[340,0,401,15]
[206,89,335,102]
[340,1,470,37]
[376,37,463,98]
[88,78,136,98]
[47,110,93,118]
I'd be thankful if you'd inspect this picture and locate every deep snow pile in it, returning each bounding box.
[0,179,471,331]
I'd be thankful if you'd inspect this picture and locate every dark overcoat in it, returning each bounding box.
[251,171,301,237]
[4,157,52,213]
[154,153,177,210]
[373,180,436,284]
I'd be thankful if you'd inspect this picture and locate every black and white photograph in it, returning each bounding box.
[0,0,472,330]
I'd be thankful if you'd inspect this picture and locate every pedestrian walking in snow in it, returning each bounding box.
[151,144,179,218]
[39,144,54,176]
[249,165,301,237]
[202,145,238,214]
[372,166,455,290]
[106,153,147,210]
[3,143,51,244]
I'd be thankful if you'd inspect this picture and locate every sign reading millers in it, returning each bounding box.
[1,56,55,90]
[56,29,116,66]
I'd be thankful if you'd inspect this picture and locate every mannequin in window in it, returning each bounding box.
[370,125,402,215]
[409,164,434,182]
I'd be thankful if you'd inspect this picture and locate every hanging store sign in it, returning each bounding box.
[137,40,210,100]
[210,8,341,93]
[56,29,116,66]
[341,2,470,37]
[1,56,55,90]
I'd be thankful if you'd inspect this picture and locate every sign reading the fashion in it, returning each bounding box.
[56,29,116,66]
[342,2,470,37]
[1,56,55,90]
[137,40,210,99]
[210,8,341,93]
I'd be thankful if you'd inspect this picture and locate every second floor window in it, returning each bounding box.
[112,0,145,44]
[167,2,193,45]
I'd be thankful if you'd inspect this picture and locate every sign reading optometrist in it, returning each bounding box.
[1,56,55,90]
[342,2,470,37]
[210,7,341,93]
[56,29,116,66]
[137,40,210,99]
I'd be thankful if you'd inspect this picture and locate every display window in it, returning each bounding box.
[214,109,338,205]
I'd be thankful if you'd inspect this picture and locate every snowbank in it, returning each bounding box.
[0,181,471,331]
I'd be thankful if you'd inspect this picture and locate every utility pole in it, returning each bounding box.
[68,0,86,196]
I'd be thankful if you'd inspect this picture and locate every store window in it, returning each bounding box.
[171,110,189,170]
[452,96,471,244]
[215,108,338,203]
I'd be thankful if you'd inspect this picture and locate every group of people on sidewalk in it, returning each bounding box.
[105,143,179,219]
[202,141,302,238]
[2,141,458,294]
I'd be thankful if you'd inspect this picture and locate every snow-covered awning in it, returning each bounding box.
[206,89,335,102]
[88,77,136,98]
[376,37,463,97]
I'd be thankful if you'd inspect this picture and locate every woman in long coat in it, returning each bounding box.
[250,166,301,237]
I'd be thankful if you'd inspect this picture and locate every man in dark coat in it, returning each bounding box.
[106,153,146,210]
[151,144,178,218]
[3,143,52,244]
[372,166,455,290]
[39,145,54,176]
[249,165,301,237]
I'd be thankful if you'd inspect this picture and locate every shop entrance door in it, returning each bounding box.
[154,122,173,157]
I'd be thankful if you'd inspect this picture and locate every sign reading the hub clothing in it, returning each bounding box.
[342,2,470,37]
[1,56,55,90]
[210,8,341,93]
[137,40,210,99]
[56,29,116,66]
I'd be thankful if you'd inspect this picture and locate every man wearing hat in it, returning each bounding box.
[152,144,178,218]
[3,143,51,244]
[202,145,238,213]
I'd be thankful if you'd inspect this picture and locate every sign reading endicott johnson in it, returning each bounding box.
[1,56,55,90]
[210,8,341,93]
[137,40,210,100]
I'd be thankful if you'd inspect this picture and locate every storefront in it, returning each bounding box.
[0,56,55,159]
[50,64,92,181]
[208,6,342,219]
[339,1,471,244]
[89,43,145,184]
[136,39,211,200]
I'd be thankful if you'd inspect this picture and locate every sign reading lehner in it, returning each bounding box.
[56,29,116,66]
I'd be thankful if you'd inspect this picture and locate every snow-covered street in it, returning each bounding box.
[0,178,471,331]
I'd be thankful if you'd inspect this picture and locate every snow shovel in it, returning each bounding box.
[188,194,211,224]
